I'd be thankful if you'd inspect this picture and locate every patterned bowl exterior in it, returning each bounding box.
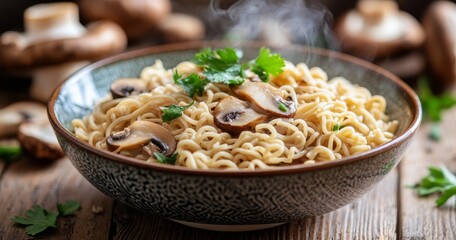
[49,42,421,225]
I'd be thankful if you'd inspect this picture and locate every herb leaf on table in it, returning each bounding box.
[0,145,22,164]
[12,205,58,236]
[412,165,456,207]
[57,200,81,216]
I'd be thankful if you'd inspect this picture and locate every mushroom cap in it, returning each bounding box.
[213,96,268,135]
[158,13,205,43]
[334,0,425,59]
[233,81,296,118]
[0,101,47,138]
[106,121,176,157]
[1,21,127,70]
[376,51,426,80]
[423,1,456,87]
[110,78,149,99]
[17,121,64,161]
[79,0,171,39]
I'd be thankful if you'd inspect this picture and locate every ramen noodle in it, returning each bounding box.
[72,56,398,170]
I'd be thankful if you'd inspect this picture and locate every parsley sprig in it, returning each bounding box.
[173,47,285,98]
[12,200,80,236]
[154,152,178,165]
[412,165,456,207]
[160,101,194,122]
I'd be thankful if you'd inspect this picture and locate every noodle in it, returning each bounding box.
[72,59,398,170]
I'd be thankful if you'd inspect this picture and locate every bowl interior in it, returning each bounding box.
[52,43,418,170]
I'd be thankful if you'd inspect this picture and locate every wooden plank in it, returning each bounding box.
[110,168,398,240]
[0,157,113,239]
[400,108,456,239]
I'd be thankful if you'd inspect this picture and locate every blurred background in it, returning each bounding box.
[0,0,449,95]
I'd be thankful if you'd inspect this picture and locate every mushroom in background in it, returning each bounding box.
[0,2,127,102]
[79,0,172,40]
[158,13,205,43]
[0,101,64,161]
[335,0,426,80]
[422,1,456,88]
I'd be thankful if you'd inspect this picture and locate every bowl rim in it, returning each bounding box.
[48,41,422,176]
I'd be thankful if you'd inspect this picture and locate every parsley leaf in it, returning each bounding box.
[160,101,194,122]
[0,145,22,164]
[12,205,58,236]
[418,76,456,122]
[154,152,178,164]
[250,47,285,82]
[412,165,456,207]
[204,65,245,85]
[173,71,207,97]
[57,200,81,216]
[194,48,245,85]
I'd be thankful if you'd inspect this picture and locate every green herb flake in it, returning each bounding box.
[250,47,285,82]
[278,102,288,112]
[428,124,441,141]
[154,152,178,165]
[173,71,207,97]
[418,76,456,122]
[0,145,22,164]
[160,101,194,122]
[12,205,58,236]
[57,200,81,216]
[333,124,345,131]
[412,165,456,207]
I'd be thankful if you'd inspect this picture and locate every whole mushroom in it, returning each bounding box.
[0,2,127,102]
[158,13,205,43]
[422,1,456,87]
[0,102,47,138]
[335,0,425,60]
[80,0,171,39]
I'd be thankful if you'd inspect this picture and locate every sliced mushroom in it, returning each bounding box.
[233,81,296,118]
[106,121,176,157]
[110,78,149,99]
[213,96,268,135]
[0,102,47,138]
[17,121,64,161]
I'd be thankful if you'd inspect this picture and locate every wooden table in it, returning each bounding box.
[1,86,455,240]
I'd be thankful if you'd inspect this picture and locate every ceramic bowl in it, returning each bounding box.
[48,42,421,231]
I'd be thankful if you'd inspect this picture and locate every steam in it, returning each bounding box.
[204,0,339,49]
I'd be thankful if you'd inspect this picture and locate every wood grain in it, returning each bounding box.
[0,158,113,239]
[110,168,398,240]
[400,108,456,240]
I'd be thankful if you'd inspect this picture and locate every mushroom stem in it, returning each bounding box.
[30,61,89,102]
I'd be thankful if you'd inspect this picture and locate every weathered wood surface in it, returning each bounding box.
[399,109,456,240]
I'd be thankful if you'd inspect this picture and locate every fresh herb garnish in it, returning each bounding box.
[160,101,194,122]
[278,102,288,112]
[12,206,58,236]
[412,165,456,207]
[57,200,81,216]
[428,124,441,141]
[418,76,456,122]
[173,71,207,97]
[0,145,22,164]
[250,47,285,82]
[12,200,81,236]
[154,152,178,164]
[333,124,344,131]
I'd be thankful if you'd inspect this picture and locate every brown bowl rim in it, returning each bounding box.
[48,41,422,177]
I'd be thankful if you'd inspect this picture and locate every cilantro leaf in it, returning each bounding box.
[0,145,22,164]
[418,76,456,122]
[412,165,456,206]
[160,101,194,122]
[57,200,81,216]
[173,71,207,97]
[154,152,178,164]
[12,205,58,236]
[194,48,240,71]
[204,65,245,85]
[333,124,345,131]
[250,47,285,82]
